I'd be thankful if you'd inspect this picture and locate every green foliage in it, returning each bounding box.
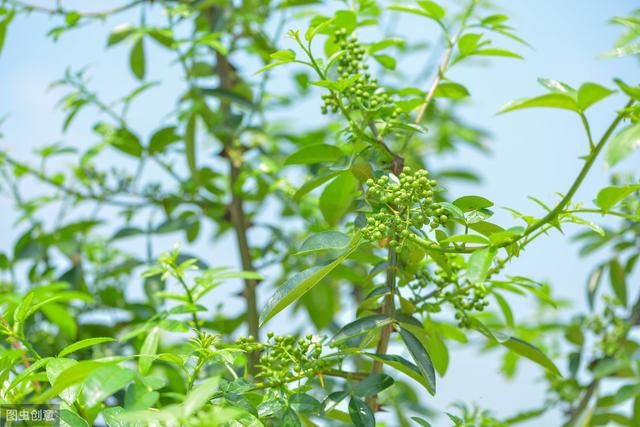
[0,1,638,426]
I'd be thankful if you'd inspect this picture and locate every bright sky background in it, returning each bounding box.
[1,1,638,425]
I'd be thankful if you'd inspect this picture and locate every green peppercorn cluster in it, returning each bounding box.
[321,28,400,117]
[587,296,626,356]
[548,376,582,405]
[237,333,334,389]
[361,167,448,247]
[407,263,490,328]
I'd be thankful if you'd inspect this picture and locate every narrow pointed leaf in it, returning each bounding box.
[331,315,392,345]
[348,397,375,427]
[59,337,115,357]
[498,93,578,114]
[466,247,497,283]
[130,37,145,80]
[260,243,357,325]
[139,326,159,375]
[576,82,615,111]
[609,258,627,307]
[354,373,394,397]
[285,144,344,165]
[398,327,436,395]
[361,353,432,393]
[604,124,640,168]
[83,365,135,408]
[295,231,351,255]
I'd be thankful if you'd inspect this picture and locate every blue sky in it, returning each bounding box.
[1,1,638,425]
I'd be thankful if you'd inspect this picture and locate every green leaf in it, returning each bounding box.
[576,82,615,111]
[139,326,159,375]
[437,202,464,220]
[388,5,435,20]
[348,397,375,427]
[361,353,432,393]
[433,82,469,99]
[331,314,393,345]
[319,172,358,226]
[425,331,449,377]
[614,79,640,101]
[293,170,344,202]
[501,336,561,376]
[148,28,174,48]
[35,361,104,403]
[609,258,627,307]
[601,43,640,58]
[498,93,578,114]
[604,124,640,168]
[368,38,406,55]
[255,60,290,75]
[440,234,489,245]
[130,37,145,80]
[94,123,143,158]
[46,358,79,405]
[586,265,604,310]
[452,195,494,212]
[0,9,15,55]
[59,409,89,427]
[398,327,436,395]
[107,24,135,46]
[354,373,394,397]
[14,291,34,323]
[537,78,576,95]
[334,10,357,33]
[471,48,523,60]
[41,303,77,337]
[183,377,220,417]
[7,357,52,393]
[125,383,159,410]
[83,365,135,408]
[285,144,344,165]
[469,317,561,376]
[373,54,396,70]
[185,114,198,183]
[270,49,296,61]
[148,126,180,154]
[296,231,351,255]
[466,248,497,283]
[411,417,433,427]
[305,16,335,42]
[493,292,514,327]
[58,337,115,357]
[417,1,445,20]
[614,383,640,404]
[398,320,449,376]
[260,242,357,325]
[595,184,640,210]
[458,33,483,55]
[289,393,322,414]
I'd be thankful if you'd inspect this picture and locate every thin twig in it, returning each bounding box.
[414,1,477,125]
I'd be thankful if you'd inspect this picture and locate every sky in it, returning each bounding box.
[0,0,638,425]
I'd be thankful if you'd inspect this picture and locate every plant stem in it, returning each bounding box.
[522,99,635,239]
[580,113,595,150]
[414,0,476,125]
[176,274,201,333]
[409,98,636,255]
[212,29,260,375]
[367,247,397,409]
